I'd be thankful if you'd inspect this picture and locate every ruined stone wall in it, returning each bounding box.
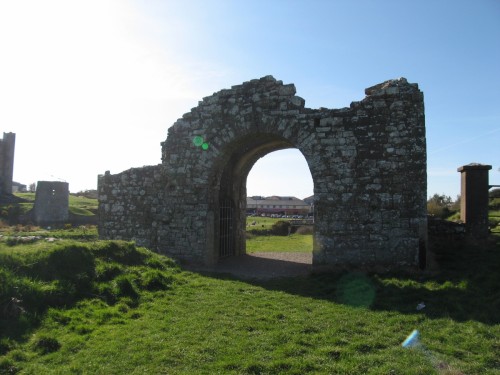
[98,165,164,248]
[33,181,69,226]
[310,81,427,268]
[98,76,427,269]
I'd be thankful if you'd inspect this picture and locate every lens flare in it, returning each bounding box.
[201,143,209,150]
[401,330,460,373]
[193,136,204,147]
[336,273,376,308]
[402,329,420,348]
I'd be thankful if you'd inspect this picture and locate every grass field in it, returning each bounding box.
[247,233,312,253]
[0,225,98,241]
[0,227,499,374]
[246,216,283,232]
[0,193,98,226]
[246,216,313,253]
[10,193,98,217]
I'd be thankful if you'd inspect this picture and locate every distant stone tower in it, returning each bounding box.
[0,132,16,195]
[458,163,492,238]
[33,181,69,226]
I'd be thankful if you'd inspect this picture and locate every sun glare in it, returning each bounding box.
[0,1,216,191]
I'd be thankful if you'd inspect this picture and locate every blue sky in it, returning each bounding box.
[0,0,499,199]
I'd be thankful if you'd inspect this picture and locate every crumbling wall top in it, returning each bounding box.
[364,77,419,96]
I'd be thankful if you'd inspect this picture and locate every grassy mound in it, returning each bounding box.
[0,240,178,364]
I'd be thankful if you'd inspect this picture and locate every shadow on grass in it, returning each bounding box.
[198,252,312,279]
[199,234,500,325]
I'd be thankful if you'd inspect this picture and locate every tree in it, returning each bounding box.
[29,183,36,192]
[490,188,500,210]
[489,188,500,199]
[427,194,453,218]
[450,194,461,211]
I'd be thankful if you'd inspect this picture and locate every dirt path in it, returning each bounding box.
[206,252,313,280]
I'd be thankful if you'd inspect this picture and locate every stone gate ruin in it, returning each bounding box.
[33,181,69,226]
[98,76,427,270]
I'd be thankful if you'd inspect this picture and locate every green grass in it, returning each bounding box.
[1,232,499,374]
[11,192,98,214]
[0,193,98,226]
[246,216,282,232]
[12,193,35,201]
[0,225,98,241]
[247,233,312,253]
[68,206,95,216]
[246,216,313,253]
[68,194,98,213]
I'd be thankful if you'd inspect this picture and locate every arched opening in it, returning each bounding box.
[213,134,315,264]
[246,149,314,255]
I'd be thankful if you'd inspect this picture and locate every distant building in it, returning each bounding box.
[12,181,27,193]
[247,196,311,215]
[303,195,315,216]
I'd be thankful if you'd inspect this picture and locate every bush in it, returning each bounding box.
[295,226,313,235]
[427,194,457,219]
[490,197,500,211]
[427,201,451,218]
[490,188,500,199]
[270,220,291,236]
[489,218,500,228]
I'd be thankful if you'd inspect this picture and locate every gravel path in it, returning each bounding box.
[207,252,313,280]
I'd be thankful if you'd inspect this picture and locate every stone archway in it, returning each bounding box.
[210,134,311,264]
[98,76,427,270]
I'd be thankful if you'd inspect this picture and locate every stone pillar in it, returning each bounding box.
[33,181,69,226]
[0,132,16,195]
[457,163,492,238]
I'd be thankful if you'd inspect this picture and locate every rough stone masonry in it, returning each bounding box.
[98,76,427,270]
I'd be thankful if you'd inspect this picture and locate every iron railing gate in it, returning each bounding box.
[219,198,235,258]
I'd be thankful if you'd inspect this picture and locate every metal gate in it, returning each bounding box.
[219,198,235,257]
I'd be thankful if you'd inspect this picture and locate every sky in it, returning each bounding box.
[0,0,499,199]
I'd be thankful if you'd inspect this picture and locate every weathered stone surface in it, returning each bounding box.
[33,181,69,226]
[0,132,15,196]
[98,76,427,270]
